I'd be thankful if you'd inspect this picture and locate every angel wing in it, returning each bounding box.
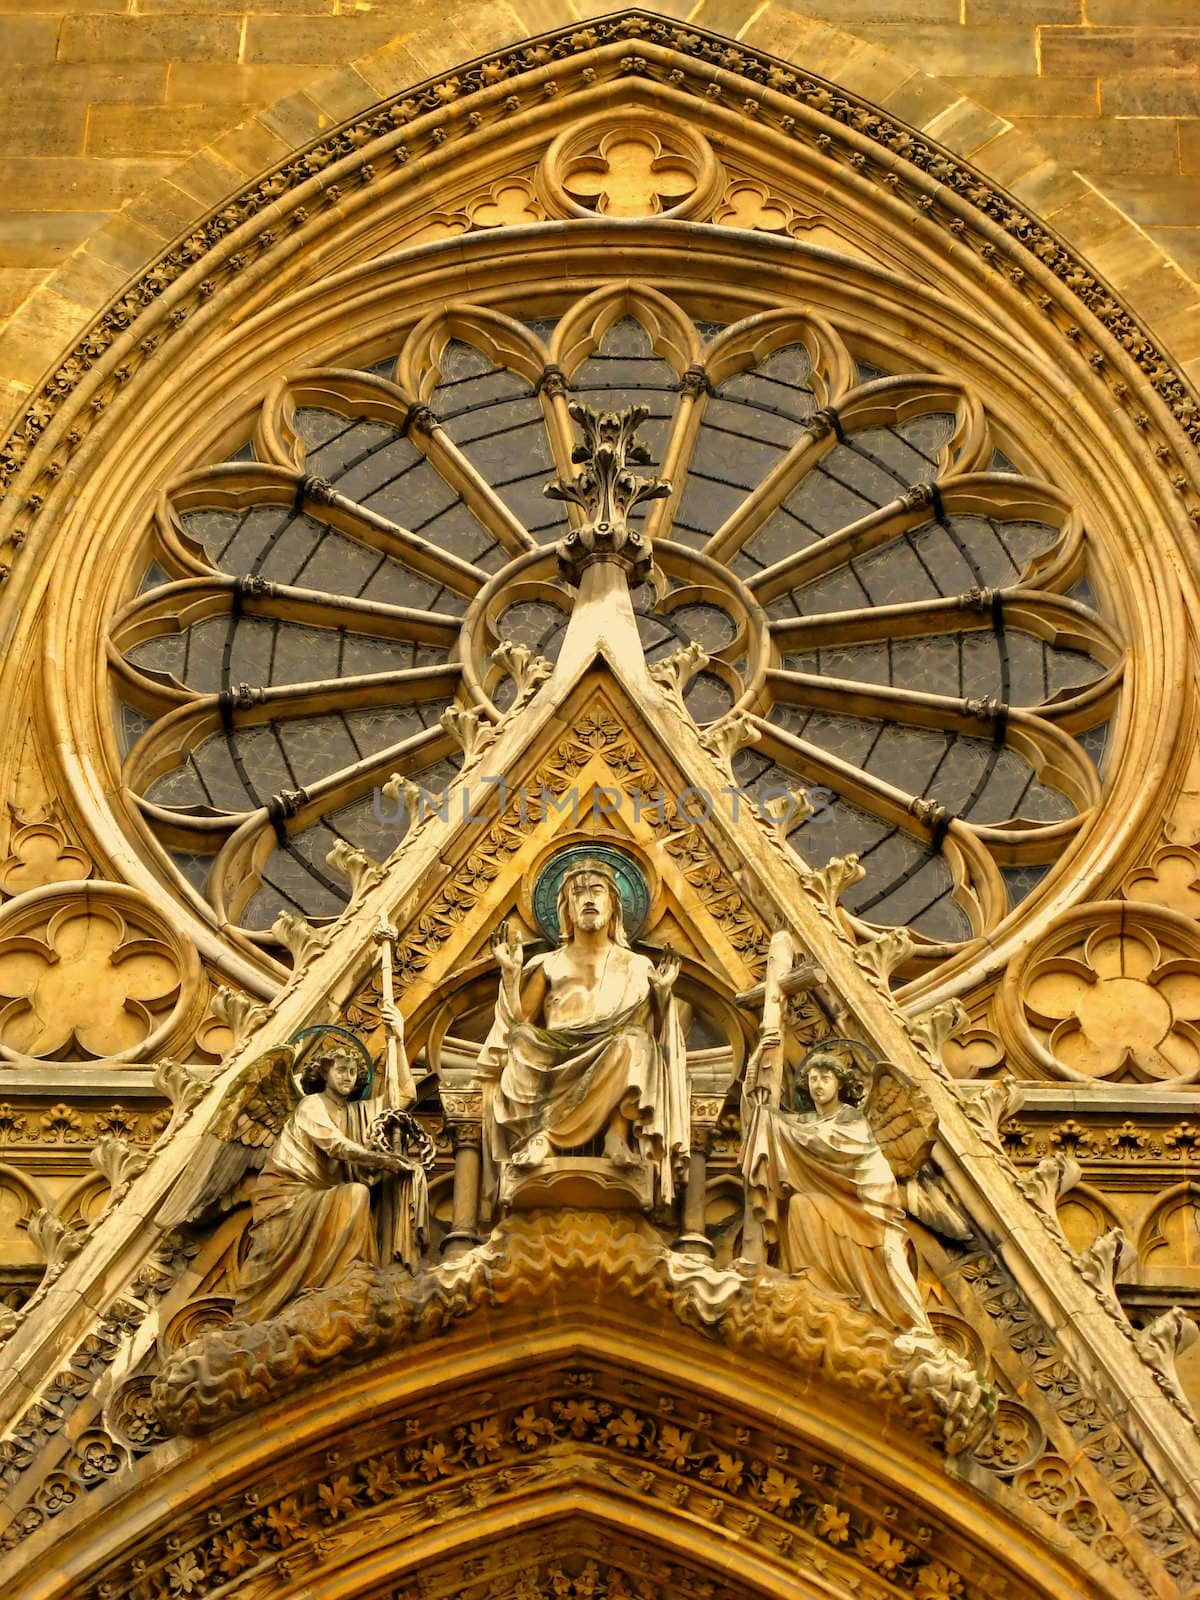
[862,1060,938,1179]
[159,1047,299,1227]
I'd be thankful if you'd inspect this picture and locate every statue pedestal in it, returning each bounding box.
[500,1156,653,1212]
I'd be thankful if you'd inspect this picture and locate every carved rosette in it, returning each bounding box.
[998,901,1200,1084]
[0,882,201,1063]
[538,110,722,222]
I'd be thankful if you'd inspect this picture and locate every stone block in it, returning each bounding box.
[966,0,1080,18]
[1083,208,1184,282]
[0,17,58,61]
[958,124,1047,189]
[305,66,382,123]
[1094,174,1200,226]
[87,212,177,274]
[1088,0,1200,22]
[1154,299,1200,366]
[835,40,940,109]
[138,0,333,11]
[208,118,295,179]
[243,15,404,65]
[0,212,109,269]
[126,177,210,240]
[58,15,242,63]
[505,0,569,33]
[1039,27,1200,77]
[170,147,248,208]
[1115,259,1197,331]
[352,39,429,99]
[948,74,1098,118]
[851,24,1038,77]
[1042,185,1134,250]
[0,101,87,159]
[1102,79,1200,117]
[257,91,333,148]
[920,98,1011,159]
[1147,226,1200,281]
[735,8,849,74]
[1182,121,1200,174]
[87,102,250,159]
[877,71,962,128]
[1018,116,1181,174]
[0,269,45,325]
[0,157,173,212]
[0,286,92,392]
[41,248,129,315]
[778,0,960,19]
[166,63,320,104]
[7,65,168,105]
[1008,157,1090,218]
[439,1,525,61]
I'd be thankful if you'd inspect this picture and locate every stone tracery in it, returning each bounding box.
[111,288,1120,968]
[0,18,1198,1600]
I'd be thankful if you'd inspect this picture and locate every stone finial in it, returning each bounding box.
[26,1209,88,1282]
[959,1078,1026,1153]
[1077,1227,1138,1315]
[90,1134,149,1196]
[699,710,760,781]
[440,705,497,763]
[547,402,670,585]
[211,984,269,1051]
[492,639,553,707]
[382,771,423,834]
[799,853,865,918]
[326,838,380,898]
[271,910,328,967]
[1021,1152,1082,1218]
[649,640,709,718]
[153,1058,221,1142]
[855,926,915,985]
[1135,1308,1199,1413]
[762,786,815,846]
[905,999,969,1068]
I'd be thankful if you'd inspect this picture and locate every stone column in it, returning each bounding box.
[673,1128,714,1258]
[441,1122,483,1259]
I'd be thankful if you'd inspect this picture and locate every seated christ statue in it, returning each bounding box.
[478,858,689,1204]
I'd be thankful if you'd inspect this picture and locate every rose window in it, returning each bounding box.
[110,286,1122,962]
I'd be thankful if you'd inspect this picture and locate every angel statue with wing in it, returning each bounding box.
[182,1005,432,1326]
[741,1036,937,1337]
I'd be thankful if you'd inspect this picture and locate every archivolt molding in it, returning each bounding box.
[1,15,1199,571]
[0,1234,1131,1600]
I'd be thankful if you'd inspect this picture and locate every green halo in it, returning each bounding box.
[532,845,650,943]
[290,1024,375,1101]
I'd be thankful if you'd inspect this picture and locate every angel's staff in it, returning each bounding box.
[368,914,428,1268]
[741,929,796,1111]
[373,912,417,1110]
[737,929,796,1262]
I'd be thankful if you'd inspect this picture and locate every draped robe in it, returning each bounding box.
[742,1100,930,1333]
[479,945,689,1203]
[236,1082,429,1324]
